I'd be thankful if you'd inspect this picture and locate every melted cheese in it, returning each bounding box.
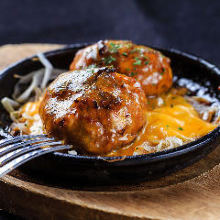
[13,91,217,156]
[107,92,217,156]
[146,94,216,143]
[18,99,44,135]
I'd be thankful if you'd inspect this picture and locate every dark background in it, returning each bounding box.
[1,0,220,65]
[0,0,219,219]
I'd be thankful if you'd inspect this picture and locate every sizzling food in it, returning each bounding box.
[39,67,147,154]
[3,40,219,156]
[70,40,173,96]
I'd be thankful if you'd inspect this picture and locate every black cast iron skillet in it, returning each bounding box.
[0,43,220,185]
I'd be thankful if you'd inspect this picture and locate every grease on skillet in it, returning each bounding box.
[6,40,220,157]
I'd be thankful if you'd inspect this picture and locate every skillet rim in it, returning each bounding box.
[0,43,220,166]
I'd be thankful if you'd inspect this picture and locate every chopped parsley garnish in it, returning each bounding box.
[130,72,137,76]
[122,52,128,56]
[144,60,149,65]
[166,125,169,128]
[133,57,142,65]
[109,42,121,53]
[103,56,116,64]
[160,67,165,75]
[125,68,130,72]
[178,127,184,131]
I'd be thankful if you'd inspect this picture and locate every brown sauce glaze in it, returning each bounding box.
[70,40,173,96]
[39,67,147,155]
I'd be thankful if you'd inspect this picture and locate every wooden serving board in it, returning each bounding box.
[1,44,220,220]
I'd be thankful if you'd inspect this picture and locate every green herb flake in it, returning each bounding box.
[125,68,130,72]
[131,47,143,54]
[109,42,121,53]
[144,60,149,65]
[130,72,137,76]
[166,125,169,128]
[103,56,116,65]
[160,67,165,75]
[133,57,142,65]
[122,52,128,56]
[178,127,184,131]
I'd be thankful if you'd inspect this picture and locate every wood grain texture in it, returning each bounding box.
[0,44,220,220]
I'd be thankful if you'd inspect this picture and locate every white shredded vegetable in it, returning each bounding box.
[15,71,42,103]
[1,52,66,114]
[12,69,44,100]
[37,53,53,89]
[1,97,20,113]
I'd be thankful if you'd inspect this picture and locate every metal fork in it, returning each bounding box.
[0,134,71,178]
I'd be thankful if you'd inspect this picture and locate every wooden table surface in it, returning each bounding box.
[0,44,220,220]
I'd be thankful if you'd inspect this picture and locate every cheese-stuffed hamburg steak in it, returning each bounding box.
[39,67,147,155]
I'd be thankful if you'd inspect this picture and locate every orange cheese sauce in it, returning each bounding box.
[16,98,44,135]
[107,91,217,156]
[14,90,217,156]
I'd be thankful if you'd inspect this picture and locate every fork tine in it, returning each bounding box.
[0,136,55,156]
[0,140,63,165]
[0,144,71,178]
[0,134,47,147]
